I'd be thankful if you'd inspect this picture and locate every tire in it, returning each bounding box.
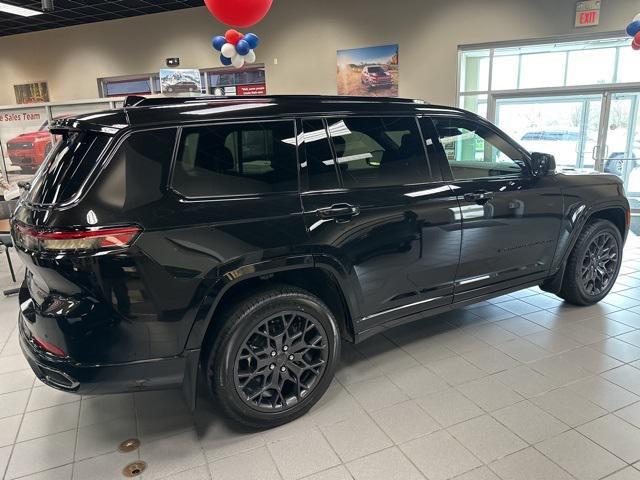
[204,285,340,429]
[558,219,623,306]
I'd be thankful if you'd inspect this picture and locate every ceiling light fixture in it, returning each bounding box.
[0,2,43,17]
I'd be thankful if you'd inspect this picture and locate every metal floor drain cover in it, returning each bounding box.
[118,438,141,453]
[123,461,147,477]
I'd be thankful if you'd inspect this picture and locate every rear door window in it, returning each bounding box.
[325,117,433,188]
[25,131,111,206]
[300,119,340,191]
[172,121,298,197]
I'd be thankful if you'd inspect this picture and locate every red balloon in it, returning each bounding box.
[635,31,640,43]
[204,0,273,28]
[225,29,244,45]
[633,40,640,50]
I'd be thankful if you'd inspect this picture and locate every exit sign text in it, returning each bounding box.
[575,0,601,27]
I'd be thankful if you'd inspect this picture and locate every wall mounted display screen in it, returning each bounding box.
[337,44,399,97]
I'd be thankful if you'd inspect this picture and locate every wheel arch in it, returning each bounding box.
[541,202,629,294]
[185,256,359,356]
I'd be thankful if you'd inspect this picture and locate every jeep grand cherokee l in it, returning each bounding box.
[361,65,394,89]
[11,95,629,428]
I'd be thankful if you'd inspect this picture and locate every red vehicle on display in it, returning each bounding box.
[361,65,394,89]
[5,121,53,173]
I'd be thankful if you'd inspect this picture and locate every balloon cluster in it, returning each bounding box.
[626,14,640,50]
[213,30,260,68]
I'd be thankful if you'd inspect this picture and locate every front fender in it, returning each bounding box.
[552,198,629,273]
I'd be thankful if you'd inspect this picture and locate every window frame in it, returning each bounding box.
[299,114,439,193]
[168,118,301,201]
[298,118,342,194]
[427,114,533,181]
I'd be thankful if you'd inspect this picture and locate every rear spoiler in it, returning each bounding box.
[49,117,128,136]
[123,95,146,107]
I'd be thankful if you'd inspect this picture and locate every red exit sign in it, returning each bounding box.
[575,0,601,27]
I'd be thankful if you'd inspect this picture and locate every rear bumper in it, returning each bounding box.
[19,311,199,396]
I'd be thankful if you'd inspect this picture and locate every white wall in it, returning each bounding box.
[0,0,638,106]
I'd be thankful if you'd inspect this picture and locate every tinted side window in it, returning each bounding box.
[432,117,527,180]
[94,129,177,210]
[173,121,298,197]
[326,117,430,188]
[301,119,339,191]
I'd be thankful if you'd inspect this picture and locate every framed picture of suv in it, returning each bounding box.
[337,44,399,97]
[159,68,202,94]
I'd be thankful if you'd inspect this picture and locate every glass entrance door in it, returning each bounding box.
[602,92,640,206]
[495,95,602,170]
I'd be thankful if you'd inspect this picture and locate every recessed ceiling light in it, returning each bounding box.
[0,2,43,17]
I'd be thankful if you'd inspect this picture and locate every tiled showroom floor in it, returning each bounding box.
[4,238,640,480]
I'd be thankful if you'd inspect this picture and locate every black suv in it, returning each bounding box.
[12,95,629,428]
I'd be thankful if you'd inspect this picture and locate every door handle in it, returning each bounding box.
[316,204,360,221]
[464,191,494,203]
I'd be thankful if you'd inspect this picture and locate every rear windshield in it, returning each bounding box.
[26,131,111,206]
[368,67,386,74]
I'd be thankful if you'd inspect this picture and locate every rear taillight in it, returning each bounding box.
[14,224,141,252]
[31,336,67,358]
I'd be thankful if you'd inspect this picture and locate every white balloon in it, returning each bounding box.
[231,55,245,68]
[634,13,640,21]
[221,43,236,59]
[245,49,257,64]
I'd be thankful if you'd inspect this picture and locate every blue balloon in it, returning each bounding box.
[220,54,233,66]
[236,39,251,56]
[244,33,260,50]
[627,20,640,37]
[212,35,227,51]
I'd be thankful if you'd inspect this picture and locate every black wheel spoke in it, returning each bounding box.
[233,310,329,412]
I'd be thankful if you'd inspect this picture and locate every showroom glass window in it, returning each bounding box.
[172,121,298,197]
[457,37,640,118]
[325,117,431,188]
[432,118,526,180]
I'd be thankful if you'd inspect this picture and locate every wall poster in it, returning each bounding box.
[14,82,49,104]
[159,69,203,94]
[0,107,50,191]
[337,44,399,97]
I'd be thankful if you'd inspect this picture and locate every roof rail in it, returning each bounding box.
[121,94,428,108]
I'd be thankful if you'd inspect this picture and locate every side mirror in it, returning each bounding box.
[530,152,556,176]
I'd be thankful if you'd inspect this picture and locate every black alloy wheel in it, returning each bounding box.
[233,311,329,412]
[205,285,339,428]
[580,232,619,296]
[559,218,623,306]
